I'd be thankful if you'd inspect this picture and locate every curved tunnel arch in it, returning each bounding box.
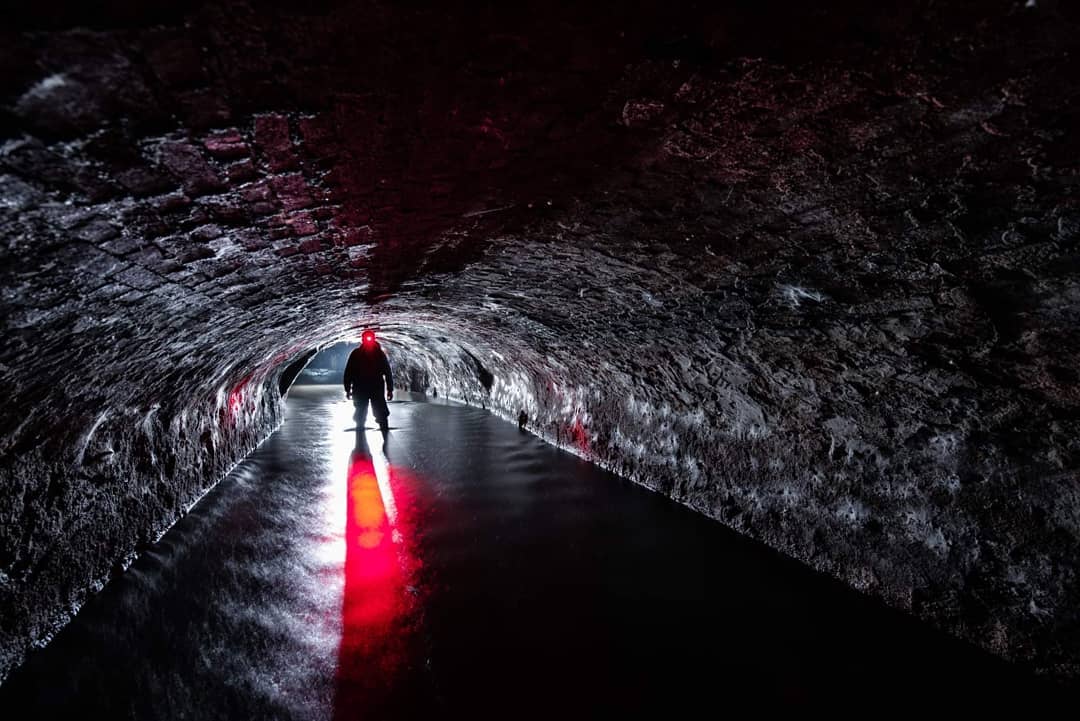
[3,0,1080,684]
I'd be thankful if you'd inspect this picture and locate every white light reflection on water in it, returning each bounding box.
[324,400,396,560]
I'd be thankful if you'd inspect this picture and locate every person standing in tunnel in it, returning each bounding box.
[344,329,394,434]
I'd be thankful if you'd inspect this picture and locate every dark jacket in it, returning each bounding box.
[343,343,393,395]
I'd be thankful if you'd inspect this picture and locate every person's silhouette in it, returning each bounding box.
[344,329,394,435]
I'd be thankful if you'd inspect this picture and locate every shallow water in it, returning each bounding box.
[1,386,1065,717]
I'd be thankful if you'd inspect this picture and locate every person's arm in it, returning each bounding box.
[382,351,394,400]
[343,351,355,397]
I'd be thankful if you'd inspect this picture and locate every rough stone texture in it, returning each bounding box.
[2,0,1079,682]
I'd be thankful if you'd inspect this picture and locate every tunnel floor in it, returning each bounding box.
[0,386,1066,716]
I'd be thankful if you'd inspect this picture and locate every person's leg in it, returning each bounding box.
[371,392,389,432]
[354,393,371,429]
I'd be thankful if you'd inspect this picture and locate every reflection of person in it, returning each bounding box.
[344,329,394,434]
[350,431,372,466]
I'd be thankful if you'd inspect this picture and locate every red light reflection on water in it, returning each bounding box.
[333,438,422,719]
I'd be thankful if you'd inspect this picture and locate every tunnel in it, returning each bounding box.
[1,0,1079,712]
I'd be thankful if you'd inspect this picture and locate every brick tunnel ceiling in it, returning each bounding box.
[2,0,1079,680]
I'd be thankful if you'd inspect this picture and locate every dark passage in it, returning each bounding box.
[0,387,1066,716]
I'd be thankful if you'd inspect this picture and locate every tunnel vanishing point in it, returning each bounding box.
[1,0,1078,687]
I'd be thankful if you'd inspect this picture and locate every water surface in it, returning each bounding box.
[1,386,1063,717]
